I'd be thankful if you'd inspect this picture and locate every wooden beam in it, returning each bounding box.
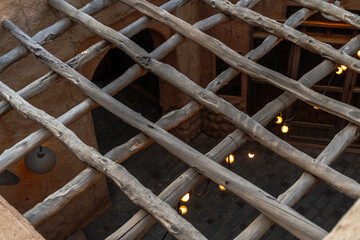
[236,123,359,240]
[202,0,360,73]
[44,0,360,199]
[0,82,207,240]
[0,195,45,240]
[3,19,327,240]
[110,32,360,239]
[86,0,360,132]
[292,0,360,29]
[0,0,118,73]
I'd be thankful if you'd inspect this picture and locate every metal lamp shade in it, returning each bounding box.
[24,146,56,174]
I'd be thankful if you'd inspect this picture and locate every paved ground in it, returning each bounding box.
[83,87,360,239]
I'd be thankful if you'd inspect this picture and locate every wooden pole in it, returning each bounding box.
[3,19,327,239]
[108,33,360,239]
[43,1,360,198]
[0,82,207,240]
[0,0,187,116]
[292,0,360,29]
[236,123,360,240]
[0,195,45,240]
[49,0,360,130]
[200,0,360,73]
[0,0,118,73]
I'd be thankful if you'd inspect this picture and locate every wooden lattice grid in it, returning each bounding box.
[0,0,360,239]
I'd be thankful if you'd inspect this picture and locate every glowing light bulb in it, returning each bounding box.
[336,67,343,75]
[219,185,226,191]
[181,193,190,202]
[281,124,289,133]
[179,206,187,214]
[226,154,235,164]
[341,65,347,71]
[357,50,360,57]
[248,152,255,159]
[275,116,283,124]
[314,106,319,110]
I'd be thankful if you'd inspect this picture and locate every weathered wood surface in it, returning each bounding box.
[0,0,187,117]
[202,0,360,73]
[46,0,360,199]
[236,123,360,240]
[4,19,327,239]
[0,195,45,240]
[109,0,360,131]
[293,0,360,29]
[0,0,117,73]
[24,0,261,226]
[0,83,207,240]
[108,6,321,240]
[324,198,360,240]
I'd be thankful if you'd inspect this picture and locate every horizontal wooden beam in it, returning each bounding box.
[4,17,327,239]
[0,83,207,240]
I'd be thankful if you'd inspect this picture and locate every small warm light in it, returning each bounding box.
[341,65,347,71]
[357,50,360,57]
[226,154,235,164]
[275,116,283,124]
[281,124,289,133]
[219,185,226,191]
[248,152,255,159]
[181,193,190,202]
[179,205,187,214]
[336,67,343,75]
[314,106,319,110]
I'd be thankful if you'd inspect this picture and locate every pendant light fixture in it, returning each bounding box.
[24,146,56,174]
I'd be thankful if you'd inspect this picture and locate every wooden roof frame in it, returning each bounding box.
[0,0,360,239]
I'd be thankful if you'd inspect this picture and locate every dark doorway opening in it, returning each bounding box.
[91,29,162,154]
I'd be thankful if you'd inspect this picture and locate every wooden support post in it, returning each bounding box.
[3,19,327,239]
[43,0,360,198]
[0,195,45,240]
[292,0,360,29]
[0,83,207,240]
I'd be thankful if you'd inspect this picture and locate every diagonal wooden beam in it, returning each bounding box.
[23,0,263,226]
[0,0,119,73]
[44,0,360,198]
[3,19,327,239]
[0,0,188,116]
[0,82,207,240]
[56,0,360,130]
[236,123,360,240]
[292,0,360,29]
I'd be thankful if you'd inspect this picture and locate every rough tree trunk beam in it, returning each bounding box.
[0,0,119,73]
[55,0,360,130]
[0,83,207,240]
[0,195,45,240]
[23,0,263,226]
[0,0,188,117]
[3,20,327,240]
[110,33,360,239]
[201,0,360,73]
[292,0,360,29]
[0,0,260,178]
[45,0,360,198]
[236,123,360,240]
